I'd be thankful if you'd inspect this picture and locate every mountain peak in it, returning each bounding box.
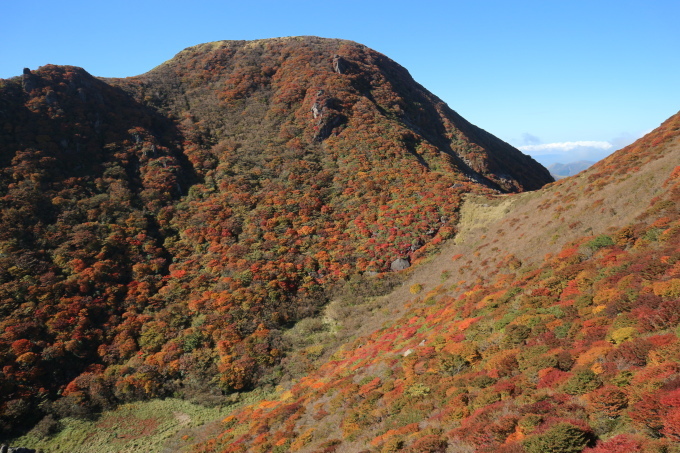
[0,38,552,436]
[122,37,552,192]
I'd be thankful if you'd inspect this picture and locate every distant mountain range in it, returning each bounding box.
[548,160,596,178]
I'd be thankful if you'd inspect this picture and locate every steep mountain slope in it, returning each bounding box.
[185,112,680,452]
[0,37,552,434]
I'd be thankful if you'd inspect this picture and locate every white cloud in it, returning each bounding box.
[609,132,643,150]
[517,141,613,154]
[521,132,541,146]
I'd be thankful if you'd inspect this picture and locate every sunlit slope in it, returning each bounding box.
[192,112,680,452]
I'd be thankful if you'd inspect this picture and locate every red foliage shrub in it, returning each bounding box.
[662,407,680,441]
[405,434,448,452]
[587,385,628,417]
[537,368,570,389]
[629,393,664,432]
[606,338,653,368]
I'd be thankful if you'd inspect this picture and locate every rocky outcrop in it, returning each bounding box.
[310,89,346,141]
[390,258,410,271]
[332,54,346,74]
[22,68,37,93]
[0,445,37,453]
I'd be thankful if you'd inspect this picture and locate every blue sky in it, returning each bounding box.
[2,0,678,165]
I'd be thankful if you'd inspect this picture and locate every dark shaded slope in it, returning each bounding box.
[0,65,197,432]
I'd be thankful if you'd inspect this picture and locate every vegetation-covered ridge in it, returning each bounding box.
[0,37,552,435]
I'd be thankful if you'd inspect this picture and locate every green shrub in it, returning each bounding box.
[471,374,495,388]
[406,383,431,398]
[643,228,661,242]
[517,345,550,371]
[518,414,543,434]
[504,324,531,346]
[611,370,633,387]
[523,422,591,453]
[562,369,601,395]
[608,326,637,344]
[438,353,469,376]
[494,312,518,330]
[587,235,614,251]
[554,323,571,339]
[574,294,593,309]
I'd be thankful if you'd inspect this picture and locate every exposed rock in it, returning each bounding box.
[22,71,36,93]
[314,112,344,142]
[45,89,57,105]
[311,101,321,119]
[390,258,410,271]
[332,54,346,74]
[311,90,346,140]
[0,445,36,453]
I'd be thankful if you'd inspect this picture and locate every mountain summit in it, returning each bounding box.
[0,37,551,434]
[113,36,552,191]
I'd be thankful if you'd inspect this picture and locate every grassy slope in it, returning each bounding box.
[7,392,272,452]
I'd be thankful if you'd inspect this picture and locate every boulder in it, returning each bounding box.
[390,258,410,271]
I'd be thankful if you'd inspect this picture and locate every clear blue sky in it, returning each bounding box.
[2,0,678,165]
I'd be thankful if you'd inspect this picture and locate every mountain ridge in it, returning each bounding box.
[109,36,552,192]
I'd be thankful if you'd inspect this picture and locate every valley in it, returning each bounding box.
[1,37,678,452]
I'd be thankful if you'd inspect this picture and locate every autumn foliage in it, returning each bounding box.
[188,109,680,451]
[1,36,680,453]
[0,37,553,434]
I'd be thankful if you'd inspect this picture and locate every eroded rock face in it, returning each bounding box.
[332,54,346,74]
[0,445,37,453]
[390,258,410,271]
